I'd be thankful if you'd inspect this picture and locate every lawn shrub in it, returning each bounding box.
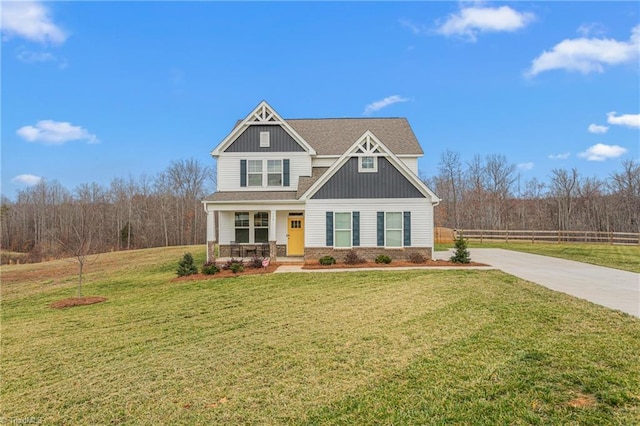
[319,255,336,265]
[230,262,244,273]
[221,258,243,270]
[375,254,392,264]
[201,261,220,275]
[246,256,264,269]
[344,250,366,265]
[408,252,427,264]
[450,234,471,264]
[176,253,198,276]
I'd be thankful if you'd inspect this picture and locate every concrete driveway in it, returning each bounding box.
[436,248,640,317]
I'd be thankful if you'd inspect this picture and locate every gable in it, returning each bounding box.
[224,125,305,153]
[310,157,426,199]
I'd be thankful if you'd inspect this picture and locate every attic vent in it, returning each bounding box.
[260,131,270,147]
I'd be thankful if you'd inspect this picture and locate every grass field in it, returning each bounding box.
[464,242,640,273]
[2,246,639,424]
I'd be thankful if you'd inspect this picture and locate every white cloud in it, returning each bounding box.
[527,25,640,76]
[17,120,99,145]
[587,124,609,134]
[435,5,534,42]
[607,111,640,128]
[549,152,570,160]
[577,23,606,38]
[363,95,409,116]
[1,1,67,45]
[16,47,56,63]
[11,174,43,186]
[517,162,534,171]
[578,143,627,161]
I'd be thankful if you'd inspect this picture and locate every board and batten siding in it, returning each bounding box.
[224,125,306,152]
[311,158,425,199]
[217,152,311,192]
[305,199,434,248]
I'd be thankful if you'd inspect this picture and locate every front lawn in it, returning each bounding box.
[2,247,639,424]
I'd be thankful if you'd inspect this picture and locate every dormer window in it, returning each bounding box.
[359,156,377,173]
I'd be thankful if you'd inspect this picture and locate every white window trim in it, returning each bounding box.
[253,212,269,243]
[235,211,270,244]
[385,211,403,248]
[358,156,378,173]
[334,211,352,249]
[267,159,283,187]
[234,212,250,243]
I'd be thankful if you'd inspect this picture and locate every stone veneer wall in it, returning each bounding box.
[216,243,285,259]
[303,247,433,262]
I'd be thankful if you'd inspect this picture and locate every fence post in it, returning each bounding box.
[531,230,535,244]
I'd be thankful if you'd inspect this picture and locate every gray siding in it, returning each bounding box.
[311,158,426,199]
[224,125,305,152]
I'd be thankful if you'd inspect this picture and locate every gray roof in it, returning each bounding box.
[287,118,422,156]
[296,167,329,198]
[230,117,423,156]
[203,191,298,202]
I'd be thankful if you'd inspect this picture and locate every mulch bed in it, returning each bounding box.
[50,296,107,309]
[173,263,279,281]
[303,259,487,269]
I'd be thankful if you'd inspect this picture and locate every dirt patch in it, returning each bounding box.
[173,263,279,281]
[50,296,107,309]
[567,394,597,408]
[303,259,487,269]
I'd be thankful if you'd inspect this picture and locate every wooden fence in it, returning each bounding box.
[455,229,640,245]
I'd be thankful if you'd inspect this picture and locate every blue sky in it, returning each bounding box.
[2,1,639,198]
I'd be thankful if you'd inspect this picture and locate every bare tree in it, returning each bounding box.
[549,168,579,231]
[437,150,463,228]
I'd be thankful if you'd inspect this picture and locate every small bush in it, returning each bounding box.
[450,234,471,264]
[177,253,198,276]
[246,256,264,269]
[344,250,365,265]
[408,252,427,264]
[201,261,220,275]
[230,262,244,274]
[221,258,243,270]
[375,254,392,264]
[319,255,336,265]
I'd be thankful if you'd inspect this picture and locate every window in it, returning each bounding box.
[260,131,270,147]
[334,212,352,248]
[234,212,250,243]
[385,212,403,247]
[254,212,269,243]
[267,160,282,186]
[359,156,377,172]
[247,160,262,186]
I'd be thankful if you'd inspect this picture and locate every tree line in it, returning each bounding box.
[427,151,639,233]
[1,159,214,262]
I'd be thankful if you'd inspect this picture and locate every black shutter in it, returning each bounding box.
[326,212,333,246]
[352,212,360,246]
[283,159,290,187]
[403,211,411,246]
[377,211,384,246]
[240,159,247,187]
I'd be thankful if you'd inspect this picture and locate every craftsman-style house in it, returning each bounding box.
[203,101,440,262]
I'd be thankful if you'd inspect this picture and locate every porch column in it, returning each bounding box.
[269,209,277,262]
[207,210,216,262]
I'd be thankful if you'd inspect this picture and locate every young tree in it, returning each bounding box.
[450,233,471,264]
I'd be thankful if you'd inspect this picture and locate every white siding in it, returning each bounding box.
[219,211,235,244]
[305,198,434,248]
[312,157,338,168]
[217,152,311,192]
[399,157,419,175]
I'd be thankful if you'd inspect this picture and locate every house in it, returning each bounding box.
[202,101,440,262]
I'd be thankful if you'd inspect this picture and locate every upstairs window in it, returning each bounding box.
[359,156,377,173]
[267,160,283,186]
[247,160,262,186]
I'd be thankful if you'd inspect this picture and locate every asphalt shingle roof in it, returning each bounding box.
[203,191,298,202]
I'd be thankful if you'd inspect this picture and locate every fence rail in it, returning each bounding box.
[456,229,640,245]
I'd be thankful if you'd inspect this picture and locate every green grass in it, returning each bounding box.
[463,242,640,273]
[2,246,639,424]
